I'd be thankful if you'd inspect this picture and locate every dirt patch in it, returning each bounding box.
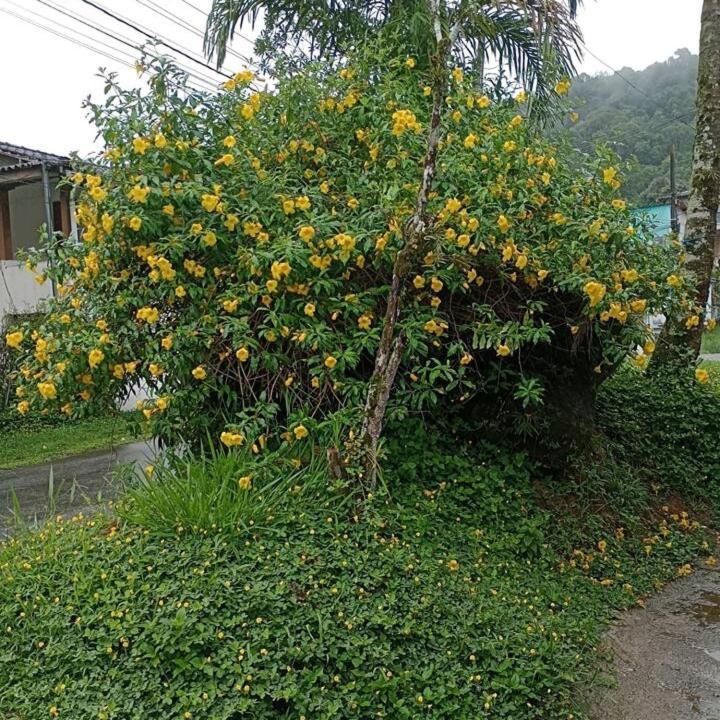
[589,567,720,720]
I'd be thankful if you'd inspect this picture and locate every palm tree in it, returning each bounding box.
[204,0,583,107]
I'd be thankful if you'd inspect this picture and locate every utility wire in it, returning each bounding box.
[0,4,136,72]
[175,0,258,49]
[0,3,210,94]
[581,43,696,131]
[30,0,219,88]
[80,0,234,78]
[132,0,260,70]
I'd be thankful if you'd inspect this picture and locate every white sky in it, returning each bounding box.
[0,0,704,157]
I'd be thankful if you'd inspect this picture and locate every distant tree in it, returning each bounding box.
[564,49,698,205]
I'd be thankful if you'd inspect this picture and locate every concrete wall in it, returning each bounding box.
[8,182,61,254]
[0,260,53,326]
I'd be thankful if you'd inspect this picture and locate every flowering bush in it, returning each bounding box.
[6,56,693,446]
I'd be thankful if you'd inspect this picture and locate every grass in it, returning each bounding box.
[0,413,141,470]
[0,426,715,720]
[701,328,720,355]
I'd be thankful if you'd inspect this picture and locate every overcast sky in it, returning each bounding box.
[0,0,704,157]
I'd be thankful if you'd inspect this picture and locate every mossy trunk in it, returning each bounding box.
[655,0,720,362]
[357,5,453,487]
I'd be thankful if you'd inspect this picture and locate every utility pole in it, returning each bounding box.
[669,144,679,235]
[40,162,56,298]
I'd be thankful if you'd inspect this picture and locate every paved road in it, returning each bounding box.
[0,440,156,528]
[590,567,720,720]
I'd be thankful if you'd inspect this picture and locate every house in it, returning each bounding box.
[0,141,76,326]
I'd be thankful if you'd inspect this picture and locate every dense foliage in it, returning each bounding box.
[597,363,720,508]
[0,426,713,720]
[566,49,697,205]
[5,55,692,447]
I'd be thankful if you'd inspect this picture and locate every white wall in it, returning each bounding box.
[0,260,53,325]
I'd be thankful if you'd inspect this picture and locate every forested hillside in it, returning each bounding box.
[567,49,698,205]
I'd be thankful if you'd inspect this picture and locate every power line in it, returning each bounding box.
[581,43,696,131]
[29,0,218,89]
[0,4,136,72]
[174,0,259,52]
[80,0,233,79]
[0,3,210,94]
[131,0,260,69]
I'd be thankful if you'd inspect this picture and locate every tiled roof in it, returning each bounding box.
[0,141,69,171]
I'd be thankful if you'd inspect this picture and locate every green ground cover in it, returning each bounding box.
[0,417,716,720]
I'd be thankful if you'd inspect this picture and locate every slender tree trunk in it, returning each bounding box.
[357,4,454,486]
[655,0,720,362]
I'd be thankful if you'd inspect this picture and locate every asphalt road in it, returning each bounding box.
[0,440,156,529]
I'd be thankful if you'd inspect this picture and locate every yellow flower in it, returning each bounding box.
[201,194,220,212]
[149,363,164,377]
[304,302,316,317]
[88,348,105,369]
[298,225,315,242]
[202,231,217,247]
[497,214,511,233]
[405,57,416,69]
[293,424,309,440]
[220,431,245,447]
[154,132,167,148]
[215,153,235,167]
[583,281,607,307]
[430,277,443,293]
[38,381,57,400]
[271,261,291,280]
[477,95,491,108]
[413,275,425,289]
[324,355,337,369]
[445,198,462,214]
[128,185,151,203]
[132,136,150,155]
[17,400,29,415]
[223,135,236,148]
[5,331,23,349]
[162,204,174,216]
[452,67,463,83]
[357,314,372,330]
[235,347,250,362]
[447,559,459,571]
[282,198,296,214]
[161,335,173,350]
[630,299,647,313]
[621,268,639,283]
[496,343,511,357]
[602,167,617,185]
[555,78,571,95]
[175,286,186,298]
[223,299,239,313]
[129,216,142,231]
[238,475,252,490]
[192,365,207,380]
[460,353,472,366]
[296,195,311,211]
[667,274,683,289]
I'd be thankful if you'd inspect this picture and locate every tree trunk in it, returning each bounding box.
[655,0,720,362]
[357,5,453,487]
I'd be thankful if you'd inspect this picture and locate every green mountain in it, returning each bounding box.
[566,48,697,206]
